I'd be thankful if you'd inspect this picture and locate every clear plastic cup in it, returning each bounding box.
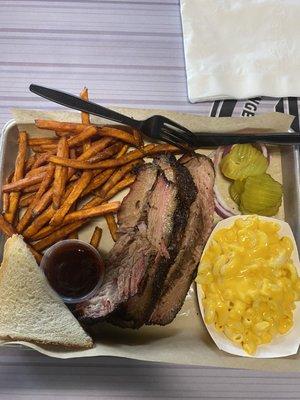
[40,239,105,304]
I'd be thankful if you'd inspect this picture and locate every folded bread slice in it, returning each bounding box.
[0,235,93,349]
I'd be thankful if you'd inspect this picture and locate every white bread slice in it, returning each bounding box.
[0,235,93,349]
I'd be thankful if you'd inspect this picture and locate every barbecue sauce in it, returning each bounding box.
[42,240,104,301]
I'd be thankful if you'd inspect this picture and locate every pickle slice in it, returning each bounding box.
[258,205,281,217]
[220,144,268,180]
[229,179,245,205]
[240,203,280,217]
[240,173,282,215]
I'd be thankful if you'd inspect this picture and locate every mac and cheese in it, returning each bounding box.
[197,216,300,355]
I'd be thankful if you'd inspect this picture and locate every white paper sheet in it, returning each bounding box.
[180,0,300,102]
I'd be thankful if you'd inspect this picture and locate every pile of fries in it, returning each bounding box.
[0,88,181,263]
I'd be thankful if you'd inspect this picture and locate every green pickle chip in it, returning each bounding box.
[229,179,245,204]
[257,205,281,217]
[240,173,282,215]
[220,144,268,180]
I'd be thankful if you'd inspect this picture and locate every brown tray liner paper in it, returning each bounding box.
[0,108,297,372]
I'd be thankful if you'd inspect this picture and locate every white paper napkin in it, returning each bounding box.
[180,0,300,103]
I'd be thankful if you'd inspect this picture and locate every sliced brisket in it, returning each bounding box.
[77,155,197,324]
[76,233,153,322]
[76,163,159,322]
[117,163,159,233]
[109,155,197,328]
[148,154,215,326]
[77,153,214,328]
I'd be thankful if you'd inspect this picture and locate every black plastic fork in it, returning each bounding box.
[29,84,195,149]
[29,84,300,147]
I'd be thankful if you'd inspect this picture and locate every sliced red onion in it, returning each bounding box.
[214,185,237,219]
[221,145,233,158]
[214,198,236,219]
[213,146,224,167]
[259,143,269,161]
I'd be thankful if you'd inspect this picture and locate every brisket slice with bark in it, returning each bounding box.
[76,163,160,322]
[76,155,197,324]
[109,155,197,328]
[148,154,215,326]
[117,163,159,233]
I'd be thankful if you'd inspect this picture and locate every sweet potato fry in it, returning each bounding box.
[35,120,138,146]
[16,165,55,233]
[24,180,77,238]
[52,137,69,209]
[82,174,136,212]
[31,189,53,216]
[31,173,133,241]
[22,204,56,239]
[25,165,49,178]
[3,173,45,193]
[104,175,136,200]
[0,215,42,263]
[67,126,97,148]
[34,220,88,252]
[132,128,144,147]
[62,201,120,224]
[22,183,40,193]
[32,172,120,240]
[80,87,90,124]
[34,201,119,242]
[80,87,91,151]
[2,191,9,214]
[99,126,138,146]
[25,154,37,171]
[2,173,13,213]
[62,138,114,182]
[35,119,85,135]
[28,137,58,146]
[90,226,102,249]
[50,171,92,226]
[49,143,123,170]
[95,160,141,198]
[87,143,123,163]
[31,144,58,153]
[49,144,180,170]
[81,169,115,197]
[82,175,135,210]
[29,220,56,240]
[77,137,114,162]
[67,147,77,177]
[5,131,27,224]
[116,144,129,158]
[24,188,72,238]
[0,214,15,236]
[32,150,56,169]
[105,213,118,242]
[19,193,35,208]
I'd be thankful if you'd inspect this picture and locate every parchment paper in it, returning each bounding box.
[1,108,298,372]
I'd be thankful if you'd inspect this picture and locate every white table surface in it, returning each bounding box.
[1,1,300,399]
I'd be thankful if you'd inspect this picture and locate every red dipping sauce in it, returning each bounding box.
[40,240,105,303]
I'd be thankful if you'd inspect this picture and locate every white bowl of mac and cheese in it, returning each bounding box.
[196,215,300,358]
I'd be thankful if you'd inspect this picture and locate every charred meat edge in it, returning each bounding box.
[109,155,197,328]
[76,163,160,323]
[148,154,215,325]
